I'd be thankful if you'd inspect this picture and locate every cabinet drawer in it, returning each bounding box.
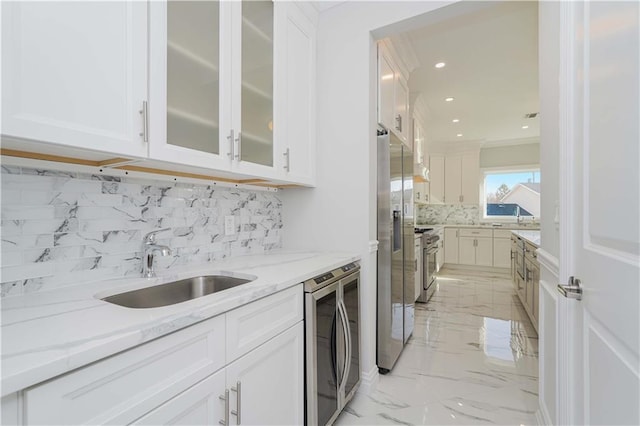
[493,229,514,239]
[24,314,225,425]
[459,228,492,238]
[226,284,303,363]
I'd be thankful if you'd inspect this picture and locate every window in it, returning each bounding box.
[483,169,540,219]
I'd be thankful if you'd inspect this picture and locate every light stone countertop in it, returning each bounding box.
[0,250,360,396]
[511,230,541,247]
[416,224,540,231]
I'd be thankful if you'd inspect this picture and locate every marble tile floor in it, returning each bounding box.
[337,268,539,425]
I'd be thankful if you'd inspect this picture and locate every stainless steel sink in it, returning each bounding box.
[101,275,254,308]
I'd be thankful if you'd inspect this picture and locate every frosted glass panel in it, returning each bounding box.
[167,1,219,154]
[241,0,273,166]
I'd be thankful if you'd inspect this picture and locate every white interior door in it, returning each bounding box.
[559,2,640,424]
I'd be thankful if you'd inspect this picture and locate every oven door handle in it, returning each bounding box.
[337,299,351,392]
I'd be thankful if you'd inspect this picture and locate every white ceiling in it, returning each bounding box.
[392,1,539,146]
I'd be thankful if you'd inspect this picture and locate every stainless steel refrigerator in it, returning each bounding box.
[377,129,414,373]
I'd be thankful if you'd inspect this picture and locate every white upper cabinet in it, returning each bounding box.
[276,2,316,185]
[443,152,479,205]
[429,154,445,204]
[149,0,316,185]
[148,1,231,170]
[394,75,410,144]
[1,1,149,158]
[377,43,409,146]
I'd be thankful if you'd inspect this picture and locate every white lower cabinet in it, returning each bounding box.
[415,235,422,301]
[135,323,304,426]
[225,322,304,425]
[14,285,303,425]
[133,369,226,426]
[444,228,459,264]
[492,233,512,269]
[457,229,493,267]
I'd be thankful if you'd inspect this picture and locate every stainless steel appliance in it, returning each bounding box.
[377,128,414,374]
[304,262,360,426]
[417,229,440,303]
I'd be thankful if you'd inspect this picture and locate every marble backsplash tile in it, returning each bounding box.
[416,204,480,225]
[1,165,283,297]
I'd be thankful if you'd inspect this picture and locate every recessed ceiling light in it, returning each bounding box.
[522,125,529,129]
[456,133,463,137]
[445,97,454,102]
[435,62,446,69]
[452,119,460,123]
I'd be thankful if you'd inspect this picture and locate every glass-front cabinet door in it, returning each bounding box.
[149,1,232,171]
[240,0,274,167]
[149,1,315,184]
[166,1,220,155]
[231,0,280,179]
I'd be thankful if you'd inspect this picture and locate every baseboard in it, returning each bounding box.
[357,365,380,395]
[440,263,511,275]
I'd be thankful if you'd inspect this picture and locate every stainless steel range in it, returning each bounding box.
[417,229,440,303]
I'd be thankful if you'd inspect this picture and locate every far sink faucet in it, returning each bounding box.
[142,228,172,278]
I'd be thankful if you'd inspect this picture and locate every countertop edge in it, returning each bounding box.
[1,251,360,396]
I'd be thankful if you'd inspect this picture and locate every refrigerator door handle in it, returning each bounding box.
[337,299,351,391]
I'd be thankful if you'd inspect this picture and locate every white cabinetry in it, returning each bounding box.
[377,44,409,145]
[510,235,539,332]
[15,285,303,425]
[2,1,149,158]
[444,152,479,205]
[415,235,422,301]
[458,231,492,266]
[224,323,303,425]
[413,119,429,205]
[435,228,444,271]
[444,228,459,264]
[429,155,445,204]
[133,369,226,426]
[492,229,512,269]
[149,1,316,184]
[3,1,316,186]
[445,228,494,267]
[280,3,317,185]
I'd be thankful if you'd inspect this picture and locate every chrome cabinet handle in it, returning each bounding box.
[235,131,242,160]
[231,381,241,424]
[219,389,229,425]
[395,114,402,131]
[228,129,235,159]
[139,101,148,142]
[283,148,290,171]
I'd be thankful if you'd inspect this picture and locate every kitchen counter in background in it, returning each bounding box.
[416,223,539,230]
[511,230,541,247]
[0,250,359,396]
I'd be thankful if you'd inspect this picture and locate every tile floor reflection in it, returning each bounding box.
[336,268,539,425]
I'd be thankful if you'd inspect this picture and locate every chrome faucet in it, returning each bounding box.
[516,206,522,225]
[142,228,172,278]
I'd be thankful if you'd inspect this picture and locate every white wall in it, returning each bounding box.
[480,142,540,168]
[280,0,473,390]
